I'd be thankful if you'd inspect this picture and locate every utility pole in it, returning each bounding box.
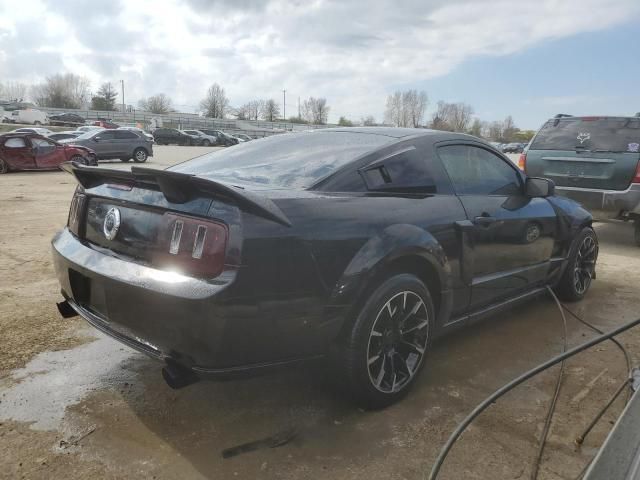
[282,89,286,120]
[120,80,125,112]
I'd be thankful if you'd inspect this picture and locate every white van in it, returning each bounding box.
[10,108,49,125]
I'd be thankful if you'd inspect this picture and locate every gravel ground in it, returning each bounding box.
[0,146,639,479]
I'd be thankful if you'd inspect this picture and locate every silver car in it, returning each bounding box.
[61,128,153,163]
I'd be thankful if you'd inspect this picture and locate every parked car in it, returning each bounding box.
[523,114,640,246]
[60,128,153,163]
[48,112,85,127]
[182,129,217,146]
[76,125,104,134]
[502,143,524,154]
[0,132,96,173]
[12,127,54,136]
[119,126,154,142]
[199,128,239,146]
[235,134,253,142]
[52,127,597,407]
[152,128,197,145]
[10,108,48,125]
[94,119,120,129]
[48,131,82,142]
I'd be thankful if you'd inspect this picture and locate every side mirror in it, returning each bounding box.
[525,177,555,198]
[93,137,101,142]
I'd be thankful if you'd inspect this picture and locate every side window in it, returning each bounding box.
[96,131,115,140]
[4,137,27,148]
[437,145,521,195]
[360,147,436,193]
[114,130,137,139]
[32,138,56,148]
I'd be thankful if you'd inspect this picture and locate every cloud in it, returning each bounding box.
[0,0,638,122]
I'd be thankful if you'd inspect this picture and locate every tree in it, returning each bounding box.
[200,83,229,119]
[302,97,330,124]
[91,82,118,111]
[236,100,262,121]
[384,89,428,127]
[468,118,483,137]
[361,115,376,126]
[260,98,280,122]
[502,115,517,142]
[337,116,353,126]
[138,93,173,114]
[429,101,474,132]
[0,81,28,101]
[32,73,90,109]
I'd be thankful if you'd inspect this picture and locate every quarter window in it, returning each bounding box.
[4,137,27,148]
[438,145,521,195]
[361,147,436,193]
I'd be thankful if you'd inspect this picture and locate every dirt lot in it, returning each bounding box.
[1,146,639,479]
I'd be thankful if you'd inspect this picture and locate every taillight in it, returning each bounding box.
[152,213,228,279]
[517,153,526,171]
[633,160,640,184]
[67,188,86,237]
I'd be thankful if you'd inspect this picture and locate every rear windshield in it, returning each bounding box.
[530,117,640,153]
[169,131,395,188]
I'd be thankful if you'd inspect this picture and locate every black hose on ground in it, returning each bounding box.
[427,312,640,480]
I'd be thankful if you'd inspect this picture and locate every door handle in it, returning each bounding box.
[474,215,497,226]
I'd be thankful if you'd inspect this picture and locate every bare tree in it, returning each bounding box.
[384,89,428,127]
[429,101,474,132]
[361,115,376,126]
[138,93,173,114]
[502,115,517,142]
[200,83,229,119]
[260,98,280,122]
[31,73,90,109]
[302,97,330,125]
[0,81,28,101]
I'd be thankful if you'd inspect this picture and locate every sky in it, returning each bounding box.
[0,0,639,129]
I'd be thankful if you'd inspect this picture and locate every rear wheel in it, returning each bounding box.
[337,274,434,409]
[202,139,211,147]
[0,158,9,174]
[132,148,148,163]
[555,227,598,301]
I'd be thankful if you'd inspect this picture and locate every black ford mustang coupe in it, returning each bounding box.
[52,128,597,407]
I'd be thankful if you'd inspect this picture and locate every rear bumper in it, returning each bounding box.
[51,228,318,377]
[555,184,640,219]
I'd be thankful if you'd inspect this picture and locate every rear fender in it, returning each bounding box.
[327,224,451,324]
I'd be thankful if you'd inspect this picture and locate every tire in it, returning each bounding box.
[0,157,9,174]
[555,227,598,302]
[202,139,211,147]
[634,220,640,248]
[132,148,148,163]
[69,155,86,165]
[88,153,98,166]
[337,274,434,409]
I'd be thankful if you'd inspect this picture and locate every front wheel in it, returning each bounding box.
[202,139,211,147]
[69,155,87,165]
[555,227,598,301]
[337,274,434,409]
[132,148,148,163]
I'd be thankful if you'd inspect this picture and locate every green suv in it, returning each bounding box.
[523,114,640,245]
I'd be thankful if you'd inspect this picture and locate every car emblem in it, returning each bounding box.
[576,132,591,144]
[103,207,121,240]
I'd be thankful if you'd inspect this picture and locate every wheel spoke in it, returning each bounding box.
[375,355,386,387]
[371,330,383,337]
[402,340,425,354]
[401,318,429,335]
[368,354,381,366]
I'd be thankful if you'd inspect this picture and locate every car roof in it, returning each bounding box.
[314,126,482,142]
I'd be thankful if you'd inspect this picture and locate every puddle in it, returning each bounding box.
[0,330,141,431]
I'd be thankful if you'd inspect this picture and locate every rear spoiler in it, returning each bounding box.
[61,162,292,227]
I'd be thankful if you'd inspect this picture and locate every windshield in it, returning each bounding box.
[170,131,395,188]
[531,117,640,152]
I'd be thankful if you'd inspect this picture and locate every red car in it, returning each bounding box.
[93,119,119,129]
[0,133,97,174]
